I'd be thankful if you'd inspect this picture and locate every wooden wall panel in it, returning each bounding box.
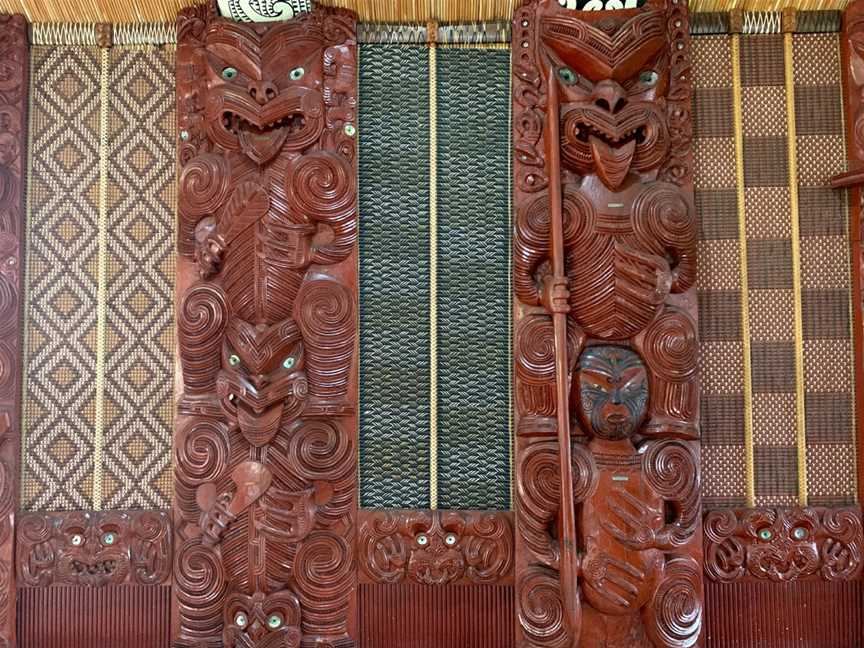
[0,13,28,648]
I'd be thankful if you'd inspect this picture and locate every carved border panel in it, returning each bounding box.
[16,510,172,588]
[173,7,359,647]
[704,507,863,583]
[512,1,701,646]
[0,14,27,648]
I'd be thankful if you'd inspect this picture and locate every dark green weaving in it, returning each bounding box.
[436,48,512,510]
[358,45,431,508]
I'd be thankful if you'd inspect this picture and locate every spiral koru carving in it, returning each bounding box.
[646,557,702,648]
[518,566,571,648]
[178,282,228,395]
[294,531,353,635]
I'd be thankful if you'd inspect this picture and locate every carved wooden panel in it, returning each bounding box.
[358,510,514,587]
[16,510,172,588]
[704,507,863,583]
[511,1,701,646]
[0,13,27,648]
[173,6,359,647]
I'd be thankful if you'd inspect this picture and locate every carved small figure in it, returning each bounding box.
[571,346,700,647]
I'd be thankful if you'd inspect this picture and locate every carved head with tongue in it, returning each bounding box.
[199,19,326,165]
[539,6,673,188]
[217,317,308,447]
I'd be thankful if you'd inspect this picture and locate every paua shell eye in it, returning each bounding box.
[792,527,808,540]
[758,528,773,541]
[234,612,248,628]
[416,534,428,546]
[267,613,283,629]
[639,70,659,86]
[444,533,458,546]
[222,67,238,80]
[282,357,295,370]
[229,354,240,367]
[558,67,578,85]
[101,532,116,546]
[71,533,84,547]
[289,67,304,80]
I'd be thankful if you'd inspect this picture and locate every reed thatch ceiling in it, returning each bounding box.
[0,0,852,29]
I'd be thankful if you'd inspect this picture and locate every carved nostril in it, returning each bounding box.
[248,80,277,106]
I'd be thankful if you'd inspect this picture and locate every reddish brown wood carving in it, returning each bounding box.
[358,510,514,587]
[512,1,701,646]
[174,6,358,647]
[834,0,864,496]
[704,507,863,583]
[0,13,27,648]
[16,510,172,587]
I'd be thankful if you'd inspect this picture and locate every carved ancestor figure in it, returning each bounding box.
[173,7,357,648]
[512,1,702,646]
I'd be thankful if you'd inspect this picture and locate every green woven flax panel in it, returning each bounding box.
[436,48,511,510]
[359,45,431,508]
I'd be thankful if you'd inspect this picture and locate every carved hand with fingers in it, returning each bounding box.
[602,488,664,551]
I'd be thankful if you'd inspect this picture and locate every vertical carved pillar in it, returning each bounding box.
[173,7,359,647]
[511,1,702,646]
[0,14,27,648]
[833,0,864,495]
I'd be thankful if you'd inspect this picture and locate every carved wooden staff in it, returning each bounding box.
[543,68,581,641]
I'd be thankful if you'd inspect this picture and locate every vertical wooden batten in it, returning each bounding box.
[0,13,28,647]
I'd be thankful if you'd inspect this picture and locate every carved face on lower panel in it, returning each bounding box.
[576,345,648,440]
[539,5,671,188]
[54,511,129,586]
[224,590,302,648]
[217,317,307,446]
[198,21,325,165]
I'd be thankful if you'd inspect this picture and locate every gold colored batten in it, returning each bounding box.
[428,24,439,510]
[782,19,809,506]
[92,45,110,510]
[731,34,756,508]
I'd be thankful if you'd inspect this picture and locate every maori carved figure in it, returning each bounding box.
[174,7,358,648]
[357,510,514,586]
[512,1,701,646]
[0,14,26,648]
[16,510,172,588]
[704,507,864,583]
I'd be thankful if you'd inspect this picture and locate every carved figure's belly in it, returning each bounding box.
[568,232,667,340]
[579,466,663,615]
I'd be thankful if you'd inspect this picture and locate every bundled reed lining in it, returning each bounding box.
[0,0,853,26]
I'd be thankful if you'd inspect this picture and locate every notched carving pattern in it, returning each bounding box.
[704,507,864,583]
[16,510,172,587]
[358,510,514,586]
[174,6,358,648]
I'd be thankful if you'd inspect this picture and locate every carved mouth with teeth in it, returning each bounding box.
[72,559,116,576]
[221,111,307,165]
[560,104,667,189]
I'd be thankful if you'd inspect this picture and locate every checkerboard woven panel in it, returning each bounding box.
[20,45,175,511]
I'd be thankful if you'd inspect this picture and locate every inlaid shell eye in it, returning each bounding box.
[792,527,808,540]
[71,534,84,547]
[221,67,238,80]
[282,357,295,370]
[229,354,240,367]
[267,613,283,629]
[558,67,578,85]
[289,67,305,80]
[416,534,429,546]
[444,533,458,546]
[758,528,773,541]
[101,532,116,546]
[234,612,248,628]
[639,70,659,86]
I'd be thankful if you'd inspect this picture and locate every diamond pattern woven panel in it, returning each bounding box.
[358,44,431,508]
[436,47,511,510]
[22,45,102,511]
[21,44,176,511]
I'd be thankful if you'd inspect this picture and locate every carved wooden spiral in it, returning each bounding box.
[641,310,698,382]
[517,566,570,648]
[0,274,15,338]
[175,418,231,486]
[0,342,12,401]
[178,283,228,394]
[294,531,353,634]
[179,153,231,217]
[175,538,227,630]
[644,439,699,544]
[647,557,701,648]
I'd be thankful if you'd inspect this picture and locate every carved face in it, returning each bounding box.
[199,20,325,164]
[55,511,129,586]
[405,513,467,586]
[217,317,307,447]
[576,345,648,440]
[223,590,302,648]
[540,5,671,188]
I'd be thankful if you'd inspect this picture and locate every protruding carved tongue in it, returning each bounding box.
[237,401,283,447]
[590,135,636,190]
[239,126,289,165]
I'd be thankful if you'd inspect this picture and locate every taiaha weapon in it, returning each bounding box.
[544,68,582,641]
